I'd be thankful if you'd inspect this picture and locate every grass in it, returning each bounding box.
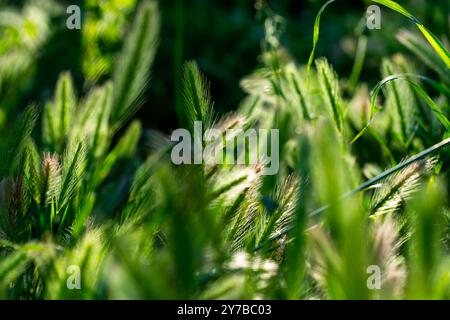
[0,0,449,300]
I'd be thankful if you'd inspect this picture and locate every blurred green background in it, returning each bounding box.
[0,0,448,132]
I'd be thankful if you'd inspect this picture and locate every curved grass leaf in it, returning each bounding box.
[352,74,450,143]
[372,0,450,68]
[306,0,336,89]
[397,30,450,82]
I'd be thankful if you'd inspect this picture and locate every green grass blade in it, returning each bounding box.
[347,36,368,92]
[306,0,335,90]
[372,0,450,68]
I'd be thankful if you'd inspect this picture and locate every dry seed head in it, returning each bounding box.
[372,217,407,297]
[215,114,247,132]
[42,153,62,205]
[370,157,436,216]
[43,153,60,171]
[373,217,401,263]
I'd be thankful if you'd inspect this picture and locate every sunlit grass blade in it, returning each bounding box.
[57,141,87,214]
[110,1,160,132]
[306,0,336,90]
[397,30,450,82]
[372,0,450,68]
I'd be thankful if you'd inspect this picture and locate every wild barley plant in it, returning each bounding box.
[0,0,449,300]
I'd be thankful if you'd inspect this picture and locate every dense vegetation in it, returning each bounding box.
[0,0,449,299]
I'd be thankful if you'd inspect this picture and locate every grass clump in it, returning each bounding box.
[0,0,449,300]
